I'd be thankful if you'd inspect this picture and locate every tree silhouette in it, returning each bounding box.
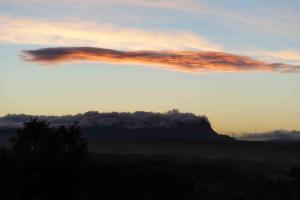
[10,118,88,200]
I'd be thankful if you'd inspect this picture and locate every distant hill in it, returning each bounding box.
[0,110,233,141]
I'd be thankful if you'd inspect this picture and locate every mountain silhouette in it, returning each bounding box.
[0,110,233,141]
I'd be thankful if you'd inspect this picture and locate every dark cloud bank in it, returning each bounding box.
[22,47,300,73]
[0,110,233,141]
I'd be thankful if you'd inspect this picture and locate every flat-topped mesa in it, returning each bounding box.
[0,110,233,141]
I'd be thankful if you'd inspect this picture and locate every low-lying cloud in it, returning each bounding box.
[237,130,300,141]
[22,47,300,73]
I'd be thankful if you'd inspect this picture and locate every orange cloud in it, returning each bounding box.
[22,47,300,73]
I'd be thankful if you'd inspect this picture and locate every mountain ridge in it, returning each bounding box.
[0,110,233,141]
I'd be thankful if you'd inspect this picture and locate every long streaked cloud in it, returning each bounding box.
[0,15,221,51]
[3,1,299,37]
[22,47,300,73]
[0,0,201,11]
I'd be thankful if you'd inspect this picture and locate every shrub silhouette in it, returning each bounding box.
[10,118,88,200]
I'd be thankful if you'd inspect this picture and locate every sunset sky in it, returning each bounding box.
[0,0,300,134]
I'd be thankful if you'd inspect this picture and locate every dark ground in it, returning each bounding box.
[88,139,300,164]
[1,139,300,200]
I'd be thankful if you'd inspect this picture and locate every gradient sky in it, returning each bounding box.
[0,0,300,134]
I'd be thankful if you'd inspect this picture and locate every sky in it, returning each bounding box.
[0,0,300,134]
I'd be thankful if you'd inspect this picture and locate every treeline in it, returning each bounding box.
[0,119,87,200]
